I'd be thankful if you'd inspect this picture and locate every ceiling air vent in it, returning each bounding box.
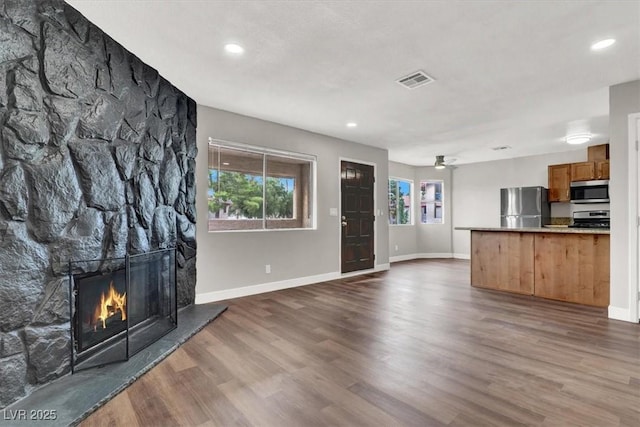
[396,70,435,89]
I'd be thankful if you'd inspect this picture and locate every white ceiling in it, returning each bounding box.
[67,0,640,166]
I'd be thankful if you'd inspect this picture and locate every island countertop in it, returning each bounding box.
[454,226,609,235]
[461,227,610,307]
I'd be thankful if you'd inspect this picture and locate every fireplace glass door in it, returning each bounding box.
[128,250,177,356]
[70,249,177,372]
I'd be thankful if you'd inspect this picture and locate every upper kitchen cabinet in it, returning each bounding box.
[570,159,610,181]
[589,143,610,180]
[588,144,609,161]
[548,163,572,202]
[547,144,609,203]
[596,160,610,179]
[571,161,596,181]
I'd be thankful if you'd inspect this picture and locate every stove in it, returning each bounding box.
[568,210,610,229]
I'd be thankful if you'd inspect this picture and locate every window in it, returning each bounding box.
[208,141,315,231]
[388,178,412,225]
[420,180,443,224]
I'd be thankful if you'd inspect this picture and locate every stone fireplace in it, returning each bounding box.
[0,0,197,407]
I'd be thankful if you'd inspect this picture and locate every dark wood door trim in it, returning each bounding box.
[340,160,376,273]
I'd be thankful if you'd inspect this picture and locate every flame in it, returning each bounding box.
[93,281,126,330]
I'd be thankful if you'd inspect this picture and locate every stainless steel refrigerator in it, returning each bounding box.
[500,186,550,228]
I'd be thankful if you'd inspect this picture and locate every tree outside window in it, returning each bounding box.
[209,170,264,220]
[388,178,412,225]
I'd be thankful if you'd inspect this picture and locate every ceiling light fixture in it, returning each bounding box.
[591,39,616,51]
[434,155,446,169]
[565,133,591,145]
[224,43,244,54]
[346,122,358,128]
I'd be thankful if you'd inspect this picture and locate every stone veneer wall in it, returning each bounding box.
[0,0,197,407]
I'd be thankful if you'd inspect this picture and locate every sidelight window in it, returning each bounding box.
[207,140,315,231]
[420,180,443,224]
[388,178,413,225]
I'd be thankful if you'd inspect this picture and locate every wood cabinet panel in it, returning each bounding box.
[596,160,609,179]
[569,159,609,181]
[548,164,571,202]
[533,233,609,307]
[471,231,534,295]
[588,144,609,161]
[571,161,596,181]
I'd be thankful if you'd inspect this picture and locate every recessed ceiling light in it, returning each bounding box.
[346,122,358,128]
[224,43,244,54]
[566,133,591,145]
[591,39,616,51]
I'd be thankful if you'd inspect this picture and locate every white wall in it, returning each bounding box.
[388,162,454,260]
[451,149,586,255]
[415,166,453,256]
[196,105,389,301]
[609,79,640,320]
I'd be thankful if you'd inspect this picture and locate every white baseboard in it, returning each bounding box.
[389,254,419,263]
[417,252,454,259]
[608,305,636,323]
[390,253,458,263]
[195,263,392,304]
[195,271,339,304]
[453,253,471,260]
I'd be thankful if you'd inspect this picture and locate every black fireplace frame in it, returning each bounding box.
[68,248,178,373]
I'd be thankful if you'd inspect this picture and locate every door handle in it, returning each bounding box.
[341,221,347,227]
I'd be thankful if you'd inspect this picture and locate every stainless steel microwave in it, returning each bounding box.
[570,180,609,203]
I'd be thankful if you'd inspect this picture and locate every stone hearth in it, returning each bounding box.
[4,303,227,426]
[0,0,197,407]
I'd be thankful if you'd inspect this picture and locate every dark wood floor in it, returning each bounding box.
[82,259,640,427]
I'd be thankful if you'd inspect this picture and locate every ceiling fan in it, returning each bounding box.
[434,155,458,169]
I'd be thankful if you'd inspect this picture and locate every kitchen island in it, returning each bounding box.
[455,227,610,307]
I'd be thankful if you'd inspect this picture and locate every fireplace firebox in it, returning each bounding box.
[69,249,177,372]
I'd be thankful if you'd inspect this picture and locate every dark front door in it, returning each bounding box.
[341,161,375,273]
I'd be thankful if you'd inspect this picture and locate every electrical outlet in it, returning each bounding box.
[265,264,271,274]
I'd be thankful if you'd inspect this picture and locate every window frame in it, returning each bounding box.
[207,138,317,233]
[388,177,414,226]
[419,179,444,225]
